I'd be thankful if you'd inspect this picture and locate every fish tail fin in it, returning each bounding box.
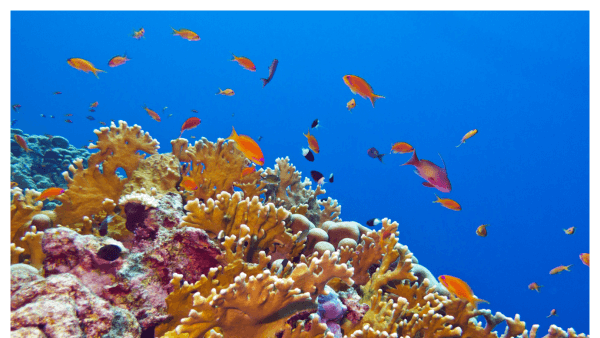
[378,154,385,163]
[370,94,385,107]
[471,297,490,308]
[227,126,238,140]
[216,88,222,95]
[171,27,178,34]
[261,78,268,87]
[401,150,419,166]
[231,52,237,61]
[456,142,463,148]
[433,193,441,203]
[565,264,573,271]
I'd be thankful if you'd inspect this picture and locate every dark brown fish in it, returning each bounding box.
[263,174,280,184]
[311,170,325,185]
[261,59,279,87]
[368,147,385,163]
[328,173,334,183]
[302,148,314,162]
[97,244,121,261]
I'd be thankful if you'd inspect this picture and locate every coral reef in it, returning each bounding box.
[9,123,588,338]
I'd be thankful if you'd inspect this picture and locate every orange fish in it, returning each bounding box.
[391,142,414,154]
[580,253,589,267]
[343,75,385,108]
[433,194,461,211]
[549,264,572,275]
[475,224,489,237]
[11,182,18,188]
[14,135,32,152]
[171,27,200,41]
[142,104,161,122]
[547,309,557,318]
[347,98,356,112]
[216,88,235,96]
[36,187,65,201]
[528,282,544,292]
[90,101,99,108]
[456,129,478,148]
[132,27,145,39]
[304,129,320,154]
[438,275,488,308]
[231,53,256,71]
[402,151,452,192]
[240,166,257,179]
[179,117,201,138]
[180,177,198,191]
[67,58,106,78]
[227,126,264,166]
[108,54,130,67]
[563,226,575,235]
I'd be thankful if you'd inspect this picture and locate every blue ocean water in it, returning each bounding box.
[10,11,589,333]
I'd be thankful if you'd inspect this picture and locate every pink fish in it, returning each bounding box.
[401,150,452,192]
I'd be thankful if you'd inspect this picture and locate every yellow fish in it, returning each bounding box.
[438,275,489,308]
[216,88,235,96]
[171,27,200,41]
[456,129,478,147]
[67,58,106,78]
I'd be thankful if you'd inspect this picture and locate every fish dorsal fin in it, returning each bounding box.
[438,153,447,170]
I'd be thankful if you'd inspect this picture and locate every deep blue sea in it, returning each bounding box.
[10,11,590,334]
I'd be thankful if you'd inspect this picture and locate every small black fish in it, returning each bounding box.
[311,170,325,185]
[302,148,314,162]
[258,136,263,141]
[40,114,46,118]
[367,147,385,163]
[261,59,279,87]
[50,115,55,118]
[113,205,122,215]
[97,244,122,261]
[89,108,96,112]
[328,173,334,183]
[99,214,115,236]
[191,109,199,113]
[11,119,17,127]
[320,198,328,202]
[311,119,319,129]
[263,174,280,184]
[366,218,381,227]
[86,116,95,120]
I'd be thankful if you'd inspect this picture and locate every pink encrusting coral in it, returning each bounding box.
[9,122,588,338]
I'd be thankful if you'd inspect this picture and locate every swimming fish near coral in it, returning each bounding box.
[171,27,200,41]
[563,226,575,235]
[65,119,73,123]
[132,27,145,40]
[86,116,95,120]
[89,109,96,112]
[240,166,256,179]
[231,53,256,71]
[263,174,280,185]
[180,177,198,191]
[547,309,557,318]
[97,244,122,261]
[328,173,334,183]
[302,148,315,162]
[12,104,21,112]
[14,135,32,152]
[433,194,461,211]
[549,264,572,275]
[366,218,381,227]
[67,58,106,78]
[347,98,356,112]
[304,129,320,154]
[391,142,414,154]
[179,117,201,138]
[343,75,385,108]
[367,147,385,163]
[311,170,326,186]
[456,129,478,147]
[191,109,198,113]
[227,126,264,166]
[98,214,115,236]
[40,114,46,118]
[258,136,263,141]
[36,187,65,201]
[579,253,589,267]
[475,224,489,237]
[142,104,161,122]
[438,275,489,308]
[108,53,130,67]
[99,121,106,125]
[528,282,543,292]
[261,59,279,87]
[216,88,235,96]
[311,119,320,129]
[402,151,452,193]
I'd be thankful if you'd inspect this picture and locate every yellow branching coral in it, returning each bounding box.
[281,316,333,338]
[123,153,181,195]
[10,187,54,242]
[317,197,341,224]
[344,289,403,335]
[288,250,354,300]
[346,324,399,338]
[20,226,45,271]
[522,324,588,338]
[11,243,25,264]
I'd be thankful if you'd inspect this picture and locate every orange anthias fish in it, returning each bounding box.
[90,101,99,108]
[347,98,356,112]
[171,27,200,41]
[456,129,478,148]
[547,309,557,318]
[549,264,572,275]
[109,54,131,67]
[180,177,198,191]
[132,27,145,39]
[402,151,452,192]
[343,75,385,108]
[216,88,235,96]
[240,166,257,179]
[142,104,161,122]
[433,194,461,211]
[36,187,65,201]
[475,224,490,237]
[231,53,256,71]
[227,126,264,166]
[179,117,201,138]
[563,226,575,235]
[67,58,106,78]
[528,282,544,292]
[391,142,414,154]
[304,129,320,154]
[14,135,32,152]
[11,182,18,188]
[438,275,489,308]
[580,253,589,267]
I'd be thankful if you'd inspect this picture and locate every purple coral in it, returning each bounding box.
[317,285,347,338]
